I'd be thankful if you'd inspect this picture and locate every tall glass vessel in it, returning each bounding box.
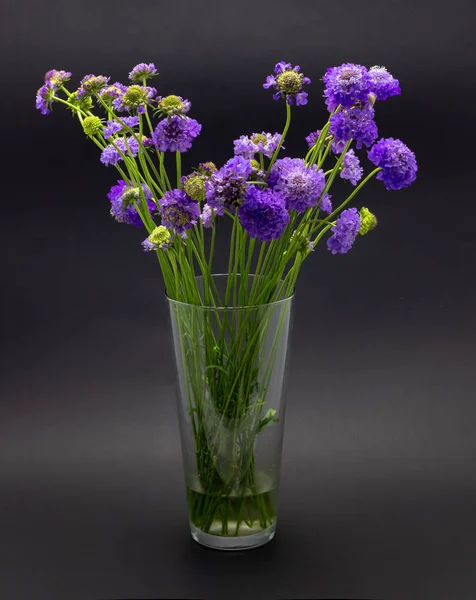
[167,274,293,550]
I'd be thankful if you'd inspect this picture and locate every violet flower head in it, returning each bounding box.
[270,158,326,213]
[233,132,282,159]
[128,63,158,82]
[103,116,140,139]
[200,204,214,228]
[114,85,156,114]
[100,137,139,166]
[156,95,191,116]
[77,74,110,99]
[107,180,155,227]
[368,66,401,101]
[263,62,311,106]
[323,63,371,112]
[341,149,363,186]
[99,82,127,104]
[205,156,252,215]
[319,193,332,214]
[152,115,202,152]
[327,207,361,255]
[329,104,378,149]
[368,138,418,190]
[141,226,172,252]
[45,69,72,85]
[36,81,55,115]
[238,186,290,242]
[305,130,321,147]
[158,189,200,235]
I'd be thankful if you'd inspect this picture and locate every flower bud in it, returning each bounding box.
[149,225,171,249]
[359,207,377,235]
[183,174,207,202]
[82,116,103,137]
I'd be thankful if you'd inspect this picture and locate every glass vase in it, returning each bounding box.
[167,274,294,550]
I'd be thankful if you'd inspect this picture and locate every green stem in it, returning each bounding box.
[266,102,291,178]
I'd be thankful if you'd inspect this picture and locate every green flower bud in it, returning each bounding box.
[68,91,93,112]
[359,207,378,235]
[149,225,171,249]
[250,159,261,171]
[82,116,103,137]
[251,133,268,145]
[183,174,206,202]
[277,70,302,94]
[197,162,217,176]
[122,85,148,108]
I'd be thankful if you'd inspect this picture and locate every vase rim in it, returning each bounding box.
[165,273,295,311]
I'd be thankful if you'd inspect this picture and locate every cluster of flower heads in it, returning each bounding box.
[36,60,417,259]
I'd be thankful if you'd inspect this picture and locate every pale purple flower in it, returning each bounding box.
[200,204,213,228]
[104,116,140,139]
[152,116,202,152]
[128,63,158,81]
[341,150,363,185]
[368,138,417,190]
[319,193,332,214]
[234,132,282,159]
[269,158,326,213]
[107,180,155,227]
[158,189,200,235]
[329,104,378,149]
[77,74,110,98]
[205,156,252,215]
[323,63,371,111]
[327,208,361,254]
[44,69,71,85]
[100,137,139,166]
[36,82,55,115]
[368,66,401,101]
[113,85,157,114]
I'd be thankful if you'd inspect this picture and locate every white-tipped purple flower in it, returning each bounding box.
[200,204,214,228]
[234,132,282,159]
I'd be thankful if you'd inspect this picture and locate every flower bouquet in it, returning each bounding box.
[37,61,417,550]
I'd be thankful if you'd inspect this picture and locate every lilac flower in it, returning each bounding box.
[323,63,371,111]
[100,137,139,166]
[113,85,156,114]
[152,115,202,152]
[129,63,158,82]
[367,138,418,190]
[269,158,326,213]
[329,104,378,149]
[305,130,321,147]
[44,69,72,85]
[341,150,363,185]
[107,180,155,227]
[327,208,361,255]
[156,95,191,116]
[319,193,332,214]
[263,62,311,106]
[158,189,200,235]
[141,226,171,252]
[36,82,55,115]
[200,204,214,228]
[306,130,347,154]
[99,82,127,103]
[77,74,110,98]
[104,116,140,139]
[368,66,401,101]
[205,157,252,215]
[238,187,290,242]
[233,132,282,159]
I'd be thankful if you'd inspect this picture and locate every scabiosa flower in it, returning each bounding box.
[359,207,378,235]
[103,116,140,139]
[129,63,158,82]
[290,230,314,255]
[197,162,217,176]
[141,226,172,252]
[305,130,321,147]
[200,204,214,228]
[182,173,207,202]
[99,82,127,104]
[238,187,290,242]
[263,62,311,106]
[82,116,103,137]
[156,95,191,116]
[319,193,332,214]
[44,69,72,85]
[100,137,139,166]
[36,82,55,115]
[368,138,417,191]
[323,63,371,111]
[107,180,155,227]
[114,85,156,114]
[77,74,110,98]
[205,156,252,215]
[341,149,363,185]
[368,66,401,101]
[152,115,201,152]
[158,189,200,235]
[270,158,326,213]
[329,104,378,149]
[233,132,282,159]
[327,207,361,255]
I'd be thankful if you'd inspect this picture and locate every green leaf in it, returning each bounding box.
[258,408,279,433]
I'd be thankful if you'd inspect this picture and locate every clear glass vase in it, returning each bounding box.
[167,274,294,550]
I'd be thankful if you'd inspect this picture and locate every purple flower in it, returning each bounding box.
[200,204,214,228]
[99,82,127,102]
[368,138,418,191]
[329,104,378,149]
[368,66,401,101]
[44,69,72,85]
[141,226,171,252]
[327,208,361,255]
[158,189,200,235]
[107,180,155,227]
[104,116,140,139]
[263,61,311,106]
[238,187,290,242]
[128,63,158,82]
[152,115,202,152]
[36,82,55,115]
[269,158,326,213]
[233,132,282,159]
[319,193,332,214]
[113,85,156,114]
[77,74,110,98]
[341,150,363,185]
[305,130,321,147]
[100,137,139,166]
[205,157,252,215]
[323,63,371,111]
[156,95,191,116]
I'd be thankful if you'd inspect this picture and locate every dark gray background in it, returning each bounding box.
[1,0,476,598]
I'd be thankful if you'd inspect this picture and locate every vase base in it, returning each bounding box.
[190,522,276,551]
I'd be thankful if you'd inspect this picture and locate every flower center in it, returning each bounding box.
[251,133,267,145]
[276,71,302,94]
[123,85,147,106]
